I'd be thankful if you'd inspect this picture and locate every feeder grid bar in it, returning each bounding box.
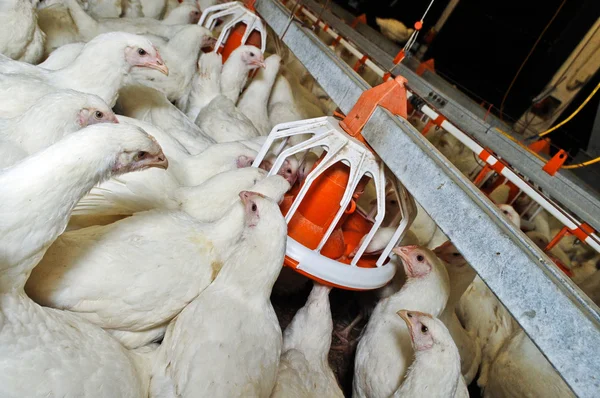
[295,0,600,233]
[255,0,600,396]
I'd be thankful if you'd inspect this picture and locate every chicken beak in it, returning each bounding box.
[397,309,411,325]
[147,151,169,170]
[146,54,169,76]
[392,245,413,275]
[250,58,266,69]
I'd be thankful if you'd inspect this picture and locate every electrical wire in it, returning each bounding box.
[537,81,600,137]
[499,0,567,119]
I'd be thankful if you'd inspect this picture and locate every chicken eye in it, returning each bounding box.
[452,252,461,257]
[406,313,413,318]
[138,48,147,56]
[416,254,424,262]
[421,325,428,333]
[251,203,257,212]
[94,111,104,119]
[503,210,509,215]
[135,151,148,160]
[249,51,255,57]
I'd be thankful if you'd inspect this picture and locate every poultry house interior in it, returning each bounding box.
[0,0,599,397]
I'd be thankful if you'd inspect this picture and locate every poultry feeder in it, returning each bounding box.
[198,1,267,62]
[252,76,418,290]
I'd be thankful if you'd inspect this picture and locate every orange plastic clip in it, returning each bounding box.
[351,14,367,28]
[421,120,435,136]
[571,223,594,243]
[528,138,551,156]
[331,35,342,48]
[353,55,369,72]
[245,0,256,11]
[340,76,408,143]
[545,226,570,251]
[416,59,435,76]
[332,109,346,119]
[393,49,406,65]
[542,149,567,176]
[473,164,494,186]
[478,148,506,174]
[383,71,393,81]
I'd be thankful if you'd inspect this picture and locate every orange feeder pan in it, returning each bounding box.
[252,76,415,290]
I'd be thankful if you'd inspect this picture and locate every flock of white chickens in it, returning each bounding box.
[0,0,596,397]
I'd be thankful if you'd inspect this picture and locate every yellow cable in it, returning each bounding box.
[562,157,600,169]
[495,127,600,170]
[537,82,600,137]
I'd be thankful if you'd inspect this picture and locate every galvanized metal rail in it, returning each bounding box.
[255,0,600,396]
[291,0,600,233]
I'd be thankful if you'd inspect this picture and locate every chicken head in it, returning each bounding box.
[393,245,434,278]
[240,190,266,227]
[259,155,299,185]
[78,108,119,127]
[111,127,168,173]
[498,204,520,228]
[433,241,467,269]
[397,310,435,351]
[125,45,169,76]
[240,46,266,69]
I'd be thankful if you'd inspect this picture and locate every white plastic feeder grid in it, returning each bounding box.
[252,116,417,290]
[199,1,268,54]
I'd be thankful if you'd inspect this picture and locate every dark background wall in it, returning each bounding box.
[334,0,600,156]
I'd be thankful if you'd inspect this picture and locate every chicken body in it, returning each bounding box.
[0,124,167,398]
[393,311,466,398]
[353,246,451,397]
[150,192,287,397]
[0,0,46,64]
[271,284,344,398]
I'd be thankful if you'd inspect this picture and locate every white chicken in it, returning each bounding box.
[188,53,264,143]
[83,0,122,18]
[72,129,258,219]
[221,44,266,103]
[268,73,305,128]
[26,175,290,349]
[238,53,282,135]
[0,32,168,115]
[0,0,46,64]
[435,241,482,385]
[116,84,214,154]
[36,3,81,56]
[37,41,84,69]
[271,283,344,398]
[150,190,287,397]
[485,330,575,397]
[353,245,451,398]
[186,51,224,120]
[0,90,116,156]
[394,310,468,398]
[122,0,143,17]
[0,138,28,168]
[140,0,167,19]
[375,17,414,44]
[133,25,213,105]
[47,0,191,41]
[162,1,200,24]
[0,124,167,397]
